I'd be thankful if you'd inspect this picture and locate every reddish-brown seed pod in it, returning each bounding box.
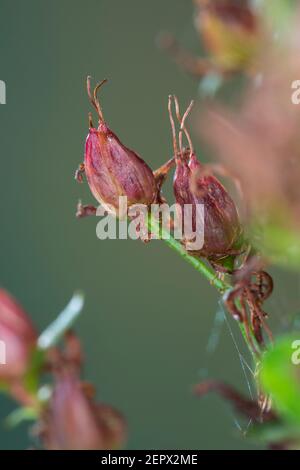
[174,153,240,258]
[0,289,37,382]
[170,96,241,260]
[84,78,156,217]
[43,371,126,450]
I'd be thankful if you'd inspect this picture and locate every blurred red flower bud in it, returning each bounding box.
[83,78,156,217]
[194,0,259,72]
[43,371,126,450]
[0,289,37,382]
[159,0,260,82]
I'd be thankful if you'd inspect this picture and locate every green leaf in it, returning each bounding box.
[37,291,84,350]
[0,381,9,393]
[263,0,298,34]
[260,223,300,270]
[214,255,235,273]
[23,348,45,394]
[5,407,38,428]
[249,420,300,445]
[260,334,300,425]
[249,216,300,271]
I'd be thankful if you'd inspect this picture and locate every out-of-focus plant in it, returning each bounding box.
[195,333,300,449]
[256,334,300,449]
[0,290,126,450]
[159,0,262,93]
[191,0,300,450]
[201,7,300,269]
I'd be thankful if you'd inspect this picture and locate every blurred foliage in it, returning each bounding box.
[260,334,300,425]
[263,0,298,33]
[251,221,300,272]
[252,334,300,448]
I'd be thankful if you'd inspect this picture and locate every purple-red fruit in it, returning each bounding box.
[174,151,241,258]
[43,371,126,450]
[169,95,241,261]
[84,78,156,217]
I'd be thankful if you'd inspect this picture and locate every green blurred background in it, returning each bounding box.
[0,0,298,450]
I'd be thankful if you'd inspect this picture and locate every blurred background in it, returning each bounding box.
[0,0,299,449]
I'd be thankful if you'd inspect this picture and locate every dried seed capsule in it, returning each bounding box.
[174,153,241,258]
[0,289,37,381]
[43,371,126,450]
[170,96,241,263]
[83,78,157,217]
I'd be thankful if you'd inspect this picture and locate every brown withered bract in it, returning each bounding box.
[75,77,174,219]
[224,268,274,353]
[194,380,277,424]
[42,371,126,450]
[40,333,126,450]
[195,381,300,449]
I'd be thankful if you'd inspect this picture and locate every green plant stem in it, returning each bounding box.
[149,214,229,292]
[147,213,260,360]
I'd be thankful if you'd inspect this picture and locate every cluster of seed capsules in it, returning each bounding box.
[75,77,273,355]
